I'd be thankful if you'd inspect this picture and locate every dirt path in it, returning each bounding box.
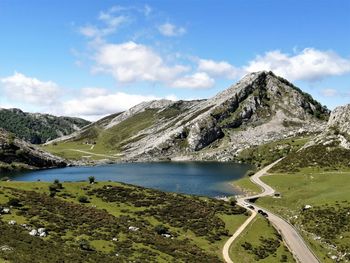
[223,159,320,263]
[68,149,119,159]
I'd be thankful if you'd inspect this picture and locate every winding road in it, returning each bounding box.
[223,159,320,263]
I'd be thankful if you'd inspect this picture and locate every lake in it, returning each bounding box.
[1,162,252,197]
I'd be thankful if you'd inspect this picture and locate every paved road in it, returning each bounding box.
[223,159,320,263]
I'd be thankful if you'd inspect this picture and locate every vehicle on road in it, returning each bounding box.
[247,205,255,210]
[258,209,268,217]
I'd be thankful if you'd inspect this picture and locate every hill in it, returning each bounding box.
[44,71,329,162]
[0,129,66,171]
[0,181,247,262]
[0,108,90,144]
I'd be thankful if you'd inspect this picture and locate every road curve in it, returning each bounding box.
[223,159,320,263]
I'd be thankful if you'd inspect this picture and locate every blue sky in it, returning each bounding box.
[0,0,349,120]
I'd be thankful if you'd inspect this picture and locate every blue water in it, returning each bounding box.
[2,162,252,197]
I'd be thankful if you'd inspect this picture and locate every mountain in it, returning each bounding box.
[272,104,350,172]
[0,108,90,144]
[45,71,329,162]
[0,128,66,171]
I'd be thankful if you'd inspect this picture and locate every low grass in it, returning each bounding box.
[42,109,158,160]
[229,216,295,262]
[0,180,248,262]
[256,169,350,262]
[231,176,261,195]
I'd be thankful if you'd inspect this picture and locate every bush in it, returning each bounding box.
[8,198,21,207]
[154,224,169,235]
[53,179,63,189]
[78,239,94,251]
[88,176,95,184]
[78,196,89,203]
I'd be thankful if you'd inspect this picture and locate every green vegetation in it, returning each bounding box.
[236,136,312,167]
[0,181,248,262]
[232,176,261,195]
[255,169,350,262]
[229,216,294,262]
[43,109,160,160]
[0,108,90,144]
[272,144,350,173]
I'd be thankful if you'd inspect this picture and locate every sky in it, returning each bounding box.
[0,0,349,120]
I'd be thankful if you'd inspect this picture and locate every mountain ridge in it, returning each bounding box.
[0,108,90,144]
[45,71,330,163]
[0,128,66,171]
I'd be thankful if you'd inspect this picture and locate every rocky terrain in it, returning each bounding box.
[0,108,90,144]
[305,104,350,149]
[272,103,350,172]
[0,129,66,171]
[46,71,330,162]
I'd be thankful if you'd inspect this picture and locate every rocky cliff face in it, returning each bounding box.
[328,104,350,136]
[0,129,66,171]
[0,108,90,144]
[304,104,350,150]
[46,71,329,162]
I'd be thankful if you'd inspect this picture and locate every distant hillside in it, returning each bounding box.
[45,71,330,163]
[272,104,350,172]
[0,108,90,144]
[0,128,66,171]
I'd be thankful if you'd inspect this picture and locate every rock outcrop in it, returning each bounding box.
[0,129,66,170]
[327,104,350,136]
[304,103,350,150]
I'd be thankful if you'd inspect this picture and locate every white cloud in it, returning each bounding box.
[170,72,214,89]
[245,48,350,81]
[79,25,100,38]
[79,7,129,39]
[198,59,242,79]
[80,87,109,97]
[320,88,338,97]
[94,41,189,83]
[158,23,186,37]
[0,72,60,105]
[62,90,175,120]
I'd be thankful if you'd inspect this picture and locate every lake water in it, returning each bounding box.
[1,162,252,197]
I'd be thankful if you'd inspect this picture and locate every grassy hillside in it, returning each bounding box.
[271,144,350,173]
[229,216,294,262]
[254,169,350,262]
[236,135,313,168]
[42,107,186,161]
[0,181,248,262]
[0,108,90,144]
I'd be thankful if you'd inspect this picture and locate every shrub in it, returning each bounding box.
[154,224,169,235]
[53,179,63,189]
[78,196,89,203]
[7,197,21,207]
[78,239,94,251]
[88,176,95,184]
